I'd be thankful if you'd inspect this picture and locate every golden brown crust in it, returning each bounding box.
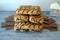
[16,9,41,15]
[28,10,41,15]
[29,15,44,24]
[22,10,28,14]
[14,23,19,30]
[20,5,31,10]
[34,6,40,10]
[28,10,33,15]
[19,5,41,10]
[14,14,28,22]
[16,6,41,15]
[14,22,43,32]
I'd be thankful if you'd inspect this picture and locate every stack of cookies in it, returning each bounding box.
[43,16,58,31]
[1,15,14,30]
[1,6,58,32]
[14,6,44,32]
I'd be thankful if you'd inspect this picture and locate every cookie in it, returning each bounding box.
[29,15,44,24]
[14,14,28,22]
[16,6,41,15]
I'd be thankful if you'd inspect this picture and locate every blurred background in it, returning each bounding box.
[0,0,59,11]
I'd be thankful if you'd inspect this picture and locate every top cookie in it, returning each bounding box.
[16,5,42,15]
[17,5,41,10]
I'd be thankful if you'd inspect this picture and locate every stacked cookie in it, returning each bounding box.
[1,15,58,31]
[14,6,44,32]
[1,15,14,30]
[43,16,58,31]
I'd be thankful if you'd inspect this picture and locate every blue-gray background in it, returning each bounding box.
[0,0,59,11]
